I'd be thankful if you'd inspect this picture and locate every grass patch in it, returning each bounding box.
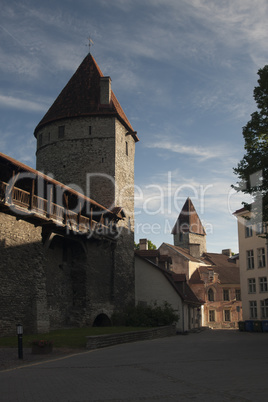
[0,327,149,349]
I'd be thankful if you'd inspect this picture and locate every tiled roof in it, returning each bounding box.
[189,269,204,284]
[172,197,206,236]
[201,253,236,268]
[233,207,247,215]
[34,53,138,141]
[171,273,187,282]
[161,242,203,263]
[172,274,202,304]
[135,250,159,258]
[199,253,240,284]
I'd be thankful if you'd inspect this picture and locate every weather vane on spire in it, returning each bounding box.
[88,36,94,53]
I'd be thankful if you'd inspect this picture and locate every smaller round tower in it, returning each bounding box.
[172,197,207,257]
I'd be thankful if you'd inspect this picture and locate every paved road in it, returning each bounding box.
[0,329,267,402]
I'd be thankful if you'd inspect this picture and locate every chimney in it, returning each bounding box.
[100,76,111,105]
[139,238,148,251]
[222,249,232,257]
[189,243,201,258]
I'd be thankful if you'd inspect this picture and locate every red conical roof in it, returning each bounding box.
[172,197,206,236]
[34,53,138,141]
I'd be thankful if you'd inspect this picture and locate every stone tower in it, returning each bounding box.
[34,52,139,311]
[172,198,206,257]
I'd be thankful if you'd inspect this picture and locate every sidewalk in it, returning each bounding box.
[0,347,82,371]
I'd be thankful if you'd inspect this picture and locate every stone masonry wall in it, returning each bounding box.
[36,116,116,209]
[86,326,176,350]
[174,232,206,256]
[36,115,136,311]
[0,212,49,336]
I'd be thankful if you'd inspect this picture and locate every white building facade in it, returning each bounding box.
[234,207,268,322]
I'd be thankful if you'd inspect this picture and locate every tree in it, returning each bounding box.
[233,65,268,234]
[134,240,157,250]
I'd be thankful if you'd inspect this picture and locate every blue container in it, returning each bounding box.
[245,320,254,332]
[261,320,268,332]
[253,320,263,332]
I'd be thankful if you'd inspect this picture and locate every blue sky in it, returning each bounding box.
[1,0,268,253]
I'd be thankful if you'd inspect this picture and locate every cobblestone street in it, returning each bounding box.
[0,329,267,402]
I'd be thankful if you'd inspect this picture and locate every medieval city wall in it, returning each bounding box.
[0,211,119,335]
[0,212,48,336]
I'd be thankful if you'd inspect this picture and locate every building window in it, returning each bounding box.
[257,248,266,268]
[259,277,268,293]
[246,250,254,269]
[208,288,214,302]
[48,132,51,142]
[249,300,257,319]
[89,126,92,135]
[58,126,65,138]
[235,289,241,301]
[256,222,264,235]
[209,310,215,322]
[224,310,231,321]
[126,141,128,156]
[248,278,256,293]
[223,289,229,301]
[245,222,253,237]
[261,300,268,318]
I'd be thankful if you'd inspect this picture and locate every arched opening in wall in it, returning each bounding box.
[93,313,112,327]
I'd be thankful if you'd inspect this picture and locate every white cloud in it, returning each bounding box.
[0,94,50,113]
[145,139,231,162]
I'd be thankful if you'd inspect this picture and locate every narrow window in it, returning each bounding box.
[235,289,241,301]
[246,250,254,269]
[209,310,215,322]
[89,126,92,135]
[245,222,253,237]
[224,310,231,321]
[48,132,51,142]
[257,248,266,268]
[223,289,229,301]
[58,126,65,139]
[126,141,128,156]
[259,277,268,293]
[208,288,214,302]
[261,300,268,318]
[256,222,264,235]
[249,300,257,319]
[248,278,256,293]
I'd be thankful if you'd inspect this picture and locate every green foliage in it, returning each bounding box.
[233,65,268,230]
[112,302,178,327]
